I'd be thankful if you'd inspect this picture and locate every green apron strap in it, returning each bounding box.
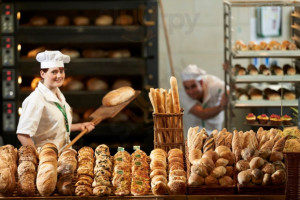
[55,102,70,132]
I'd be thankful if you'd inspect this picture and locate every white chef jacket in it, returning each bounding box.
[17,81,72,151]
[180,75,225,136]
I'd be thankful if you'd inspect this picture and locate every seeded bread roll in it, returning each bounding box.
[102,86,135,106]
[167,180,186,195]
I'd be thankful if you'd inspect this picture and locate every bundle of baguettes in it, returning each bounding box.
[75,147,94,196]
[0,144,18,196]
[36,143,58,196]
[112,149,131,196]
[17,145,37,196]
[92,144,112,196]
[130,149,150,195]
[56,148,77,196]
[150,148,168,195]
[167,148,186,194]
[149,76,183,144]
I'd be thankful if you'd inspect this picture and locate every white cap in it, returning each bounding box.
[181,64,206,81]
[36,50,70,69]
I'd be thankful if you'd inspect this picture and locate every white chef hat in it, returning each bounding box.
[181,64,206,81]
[36,50,70,69]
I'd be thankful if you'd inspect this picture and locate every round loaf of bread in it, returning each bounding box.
[95,15,113,26]
[102,86,135,106]
[202,150,219,163]
[189,149,202,165]
[151,181,167,195]
[188,172,204,186]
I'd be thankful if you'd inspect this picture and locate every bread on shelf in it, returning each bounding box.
[259,64,271,76]
[82,49,106,58]
[267,40,281,50]
[249,88,263,100]
[30,16,48,26]
[236,88,249,100]
[60,48,80,59]
[55,16,70,26]
[232,64,246,76]
[264,88,281,101]
[270,65,283,76]
[27,47,46,58]
[73,16,90,26]
[86,78,109,91]
[247,64,258,75]
[234,40,248,51]
[283,64,296,75]
[116,14,133,25]
[95,15,113,26]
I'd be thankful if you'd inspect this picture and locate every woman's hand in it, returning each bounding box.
[80,122,95,133]
[71,122,95,133]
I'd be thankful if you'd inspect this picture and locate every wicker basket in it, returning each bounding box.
[284,152,300,200]
[237,154,287,195]
[153,111,184,152]
[185,142,236,195]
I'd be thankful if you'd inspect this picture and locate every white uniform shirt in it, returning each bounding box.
[180,75,225,135]
[17,81,72,151]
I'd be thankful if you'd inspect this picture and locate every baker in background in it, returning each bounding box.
[180,64,228,135]
[16,50,95,152]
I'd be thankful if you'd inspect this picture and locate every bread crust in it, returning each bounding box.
[102,87,135,106]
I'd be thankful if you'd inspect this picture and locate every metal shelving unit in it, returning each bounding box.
[224,0,300,131]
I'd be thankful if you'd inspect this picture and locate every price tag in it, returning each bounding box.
[133,146,140,150]
[118,147,124,152]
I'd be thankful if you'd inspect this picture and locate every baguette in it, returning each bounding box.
[224,132,233,149]
[232,130,241,161]
[170,76,180,113]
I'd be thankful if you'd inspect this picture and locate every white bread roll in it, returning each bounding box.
[102,86,135,106]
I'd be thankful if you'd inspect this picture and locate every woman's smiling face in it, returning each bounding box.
[40,67,65,90]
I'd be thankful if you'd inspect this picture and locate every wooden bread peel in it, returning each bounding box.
[62,90,141,151]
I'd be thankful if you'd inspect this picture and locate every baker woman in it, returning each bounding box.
[16,50,95,152]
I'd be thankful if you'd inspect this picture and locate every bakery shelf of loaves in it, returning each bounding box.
[223,0,300,131]
[1,127,299,199]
